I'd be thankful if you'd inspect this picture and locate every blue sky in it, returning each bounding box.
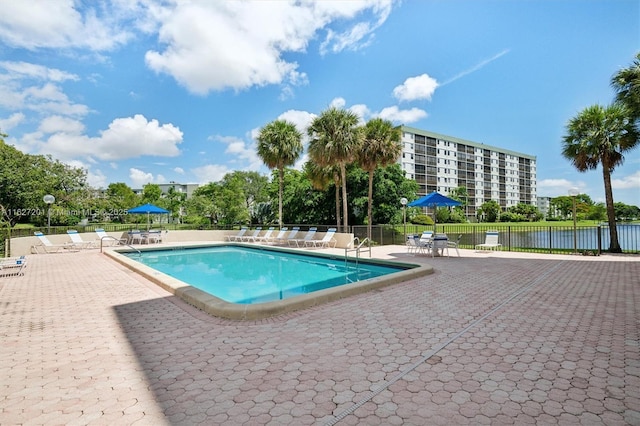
[0,0,638,206]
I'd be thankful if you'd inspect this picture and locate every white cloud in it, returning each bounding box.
[173,167,185,175]
[145,1,396,94]
[277,110,316,134]
[28,114,183,162]
[393,74,439,102]
[537,178,587,197]
[192,164,230,184]
[318,0,394,54]
[0,1,136,51]
[0,61,89,116]
[349,104,371,124]
[377,106,427,123]
[87,168,108,189]
[330,97,347,109]
[89,114,182,160]
[129,168,154,187]
[38,115,85,134]
[226,136,262,169]
[611,170,640,189]
[0,61,79,82]
[0,112,25,131]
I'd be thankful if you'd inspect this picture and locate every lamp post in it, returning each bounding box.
[43,194,55,234]
[400,197,408,243]
[568,188,579,254]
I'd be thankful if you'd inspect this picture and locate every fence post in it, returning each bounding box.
[597,226,602,255]
[548,227,552,254]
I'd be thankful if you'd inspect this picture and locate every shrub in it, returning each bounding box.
[410,214,434,225]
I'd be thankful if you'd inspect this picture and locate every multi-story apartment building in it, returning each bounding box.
[536,196,553,218]
[132,182,199,199]
[399,126,537,219]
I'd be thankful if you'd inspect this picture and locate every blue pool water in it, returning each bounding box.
[126,245,408,304]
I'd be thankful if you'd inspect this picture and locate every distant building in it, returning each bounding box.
[399,126,537,218]
[537,196,553,218]
[133,182,199,199]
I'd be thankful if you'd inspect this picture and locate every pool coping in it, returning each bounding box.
[104,242,434,320]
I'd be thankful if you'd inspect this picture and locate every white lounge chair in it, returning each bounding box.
[95,228,126,246]
[266,227,288,244]
[305,228,337,248]
[0,257,27,277]
[0,256,27,277]
[252,227,276,243]
[475,231,502,251]
[67,230,97,249]
[226,227,248,241]
[32,232,76,253]
[277,227,300,245]
[240,227,263,242]
[288,227,317,247]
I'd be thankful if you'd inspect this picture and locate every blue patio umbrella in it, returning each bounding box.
[408,191,462,230]
[127,203,169,230]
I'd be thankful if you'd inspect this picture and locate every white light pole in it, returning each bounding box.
[400,197,408,243]
[43,194,55,234]
[568,187,579,254]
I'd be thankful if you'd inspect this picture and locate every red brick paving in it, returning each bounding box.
[0,247,638,425]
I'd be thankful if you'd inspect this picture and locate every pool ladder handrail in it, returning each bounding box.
[345,236,371,264]
[343,237,371,283]
[99,236,141,255]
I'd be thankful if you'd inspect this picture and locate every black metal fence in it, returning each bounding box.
[4,222,639,256]
[352,223,640,254]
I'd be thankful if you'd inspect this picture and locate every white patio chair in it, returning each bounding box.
[305,228,337,248]
[475,231,502,251]
[67,230,97,249]
[288,227,317,247]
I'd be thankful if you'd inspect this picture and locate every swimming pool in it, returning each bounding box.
[107,243,433,320]
[125,245,408,304]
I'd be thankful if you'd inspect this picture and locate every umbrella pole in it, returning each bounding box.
[433,205,437,233]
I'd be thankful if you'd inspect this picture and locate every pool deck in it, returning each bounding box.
[1,245,639,425]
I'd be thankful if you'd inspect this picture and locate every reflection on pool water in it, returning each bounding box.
[126,245,409,304]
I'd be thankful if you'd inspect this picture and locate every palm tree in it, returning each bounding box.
[611,52,640,120]
[358,118,402,242]
[307,107,362,232]
[256,120,303,228]
[562,103,639,253]
[305,162,342,230]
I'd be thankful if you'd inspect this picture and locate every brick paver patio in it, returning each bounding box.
[1,247,638,425]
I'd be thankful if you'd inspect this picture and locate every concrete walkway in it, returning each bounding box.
[1,246,638,425]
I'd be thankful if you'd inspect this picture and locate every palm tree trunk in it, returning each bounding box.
[333,172,341,231]
[340,163,348,233]
[367,170,374,242]
[602,164,622,252]
[278,167,284,228]
[335,185,341,230]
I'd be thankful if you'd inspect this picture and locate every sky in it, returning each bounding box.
[0,0,639,207]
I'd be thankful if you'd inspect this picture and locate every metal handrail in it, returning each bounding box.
[99,236,141,255]
[344,237,371,265]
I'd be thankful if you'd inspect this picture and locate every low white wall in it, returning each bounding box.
[7,229,355,257]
